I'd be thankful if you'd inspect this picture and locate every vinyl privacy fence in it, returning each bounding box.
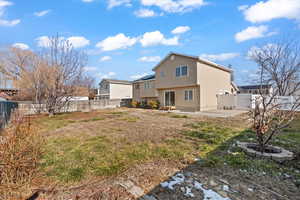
[217,94,300,111]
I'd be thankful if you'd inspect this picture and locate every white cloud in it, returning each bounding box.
[140,31,179,47]
[0,0,20,27]
[140,0,207,13]
[242,0,300,23]
[83,66,98,72]
[200,53,240,61]
[238,5,248,11]
[12,43,30,50]
[36,36,52,47]
[130,72,149,80]
[134,8,157,17]
[235,25,277,43]
[36,36,90,48]
[100,56,112,62]
[107,0,131,9]
[99,71,116,79]
[82,0,94,2]
[96,33,138,51]
[171,26,190,34]
[34,9,51,17]
[138,56,161,62]
[67,36,90,48]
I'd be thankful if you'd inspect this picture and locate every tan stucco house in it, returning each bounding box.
[97,79,132,100]
[133,52,238,111]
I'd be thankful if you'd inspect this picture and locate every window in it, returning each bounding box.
[135,84,140,89]
[181,66,188,76]
[184,90,193,101]
[176,67,181,77]
[175,66,188,77]
[144,81,151,89]
[160,71,165,77]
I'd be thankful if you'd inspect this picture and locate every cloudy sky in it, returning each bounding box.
[1,0,300,85]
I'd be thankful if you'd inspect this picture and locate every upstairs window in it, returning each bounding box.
[135,84,140,89]
[175,65,188,77]
[144,81,151,89]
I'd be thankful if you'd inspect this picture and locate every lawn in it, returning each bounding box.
[31,108,300,199]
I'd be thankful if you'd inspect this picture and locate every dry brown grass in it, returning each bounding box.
[0,112,44,200]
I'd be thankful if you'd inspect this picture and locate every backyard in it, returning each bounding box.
[19,108,300,199]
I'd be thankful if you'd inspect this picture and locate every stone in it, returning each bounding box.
[208,179,218,187]
[141,195,157,200]
[237,142,294,163]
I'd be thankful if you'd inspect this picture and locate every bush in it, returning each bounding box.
[140,101,148,108]
[0,112,43,199]
[131,100,140,108]
[148,100,160,109]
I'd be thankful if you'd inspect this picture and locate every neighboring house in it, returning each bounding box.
[97,79,132,100]
[238,84,273,95]
[132,74,158,102]
[133,52,238,112]
[0,72,18,96]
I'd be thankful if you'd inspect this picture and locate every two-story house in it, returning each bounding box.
[132,74,158,102]
[97,79,132,100]
[133,52,238,111]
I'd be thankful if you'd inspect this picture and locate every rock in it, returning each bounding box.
[141,195,157,200]
[223,185,229,192]
[118,180,144,198]
[248,188,254,192]
[208,179,218,187]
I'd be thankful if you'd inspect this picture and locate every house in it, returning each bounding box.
[133,52,238,112]
[238,84,273,95]
[97,79,132,100]
[132,74,158,102]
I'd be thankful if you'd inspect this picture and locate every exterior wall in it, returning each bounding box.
[133,82,141,101]
[155,55,198,89]
[132,80,158,101]
[158,86,200,112]
[198,62,233,111]
[110,83,132,99]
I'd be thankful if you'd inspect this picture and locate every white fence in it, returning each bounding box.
[217,94,300,111]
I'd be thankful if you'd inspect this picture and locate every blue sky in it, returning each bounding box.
[0,0,300,85]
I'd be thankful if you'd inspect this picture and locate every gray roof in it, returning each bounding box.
[101,79,132,85]
[238,84,272,90]
[134,74,155,82]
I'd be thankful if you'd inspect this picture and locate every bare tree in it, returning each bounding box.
[249,40,300,153]
[1,36,90,115]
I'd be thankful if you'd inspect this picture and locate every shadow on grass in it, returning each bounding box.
[138,121,300,200]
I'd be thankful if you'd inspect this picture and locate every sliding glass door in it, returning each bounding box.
[165,91,175,106]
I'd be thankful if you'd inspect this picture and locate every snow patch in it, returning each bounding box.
[194,181,231,200]
[160,173,185,190]
[184,187,195,197]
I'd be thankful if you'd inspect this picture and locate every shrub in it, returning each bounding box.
[131,100,140,108]
[148,100,160,109]
[140,101,148,108]
[0,112,43,199]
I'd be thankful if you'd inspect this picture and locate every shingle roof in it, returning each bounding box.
[134,74,155,82]
[238,84,272,90]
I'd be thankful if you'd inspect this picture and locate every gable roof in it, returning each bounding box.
[100,79,132,85]
[133,74,155,82]
[152,52,232,73]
